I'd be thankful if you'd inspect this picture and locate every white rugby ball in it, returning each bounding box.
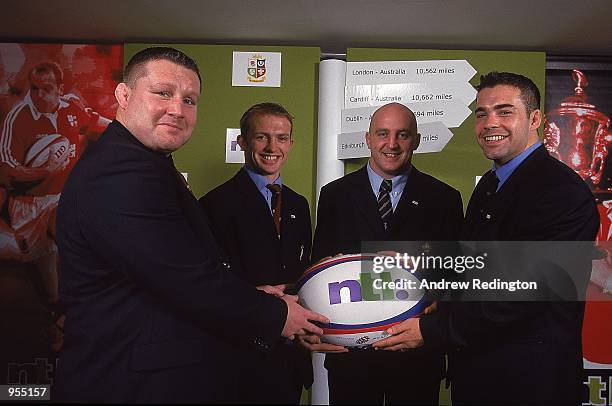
[24,134,70,168]
[297,253,427,348]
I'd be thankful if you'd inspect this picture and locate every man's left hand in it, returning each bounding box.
[372,318,423,351]
[256,284,288,297]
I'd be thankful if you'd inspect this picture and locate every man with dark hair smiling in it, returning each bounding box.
[374,72,599,405]
[55,48,327,403]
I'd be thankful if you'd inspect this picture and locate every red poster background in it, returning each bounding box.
[544,62,612,402]
[0,43,122,385]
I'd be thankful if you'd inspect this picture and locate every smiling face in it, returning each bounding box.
[365,103,420,179]
[114,59,200,154]
[238,114,293,182]
[475,85,541,166]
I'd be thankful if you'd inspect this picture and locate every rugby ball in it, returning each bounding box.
[24,134,70,168]
[296,254,426,348]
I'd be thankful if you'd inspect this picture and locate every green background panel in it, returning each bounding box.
[346,48,546,209]
[124,44,320,215]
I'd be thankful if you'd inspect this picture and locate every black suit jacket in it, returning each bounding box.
[55,121,287,403]
[199,168,312,402]
[312,165,463,382]
[200,168,312,286]
[420,145,600,405]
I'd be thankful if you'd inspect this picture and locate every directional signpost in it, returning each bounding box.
[341,99,472,133]
[337,59,477,159]
[338,121,454,159]
[345,60,476,85]
[344,81,476,108]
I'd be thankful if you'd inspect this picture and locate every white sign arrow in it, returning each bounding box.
[345,81,476,108]
[337,132,370,160]
[345,60,477,85]
[414,121,454,153]
[337,122,454,160]
[341,99,472,133]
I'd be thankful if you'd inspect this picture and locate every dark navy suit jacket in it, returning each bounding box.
[199,168,312,402]
[55,121,287,403]
[312,165,463,395]
[420,145,600,405]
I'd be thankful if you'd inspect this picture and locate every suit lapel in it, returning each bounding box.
[388,167,423,235]
[463,169,494,240]
[280,187,295,240]
[350,166,386,237]
[234,169,279,240]
[169,157,220,254]
[496,145,546,195]
[463,146,548,240]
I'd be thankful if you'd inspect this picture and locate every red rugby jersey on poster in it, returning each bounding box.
[0,92,98,196]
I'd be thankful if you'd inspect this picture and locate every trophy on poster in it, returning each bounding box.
[544,69,612,199]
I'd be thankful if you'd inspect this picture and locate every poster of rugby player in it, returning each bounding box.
[0,43,121,384]
[544,63,612,400]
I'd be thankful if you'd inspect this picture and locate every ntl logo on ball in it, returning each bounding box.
[328,271,411,304]
[297,254,427,347]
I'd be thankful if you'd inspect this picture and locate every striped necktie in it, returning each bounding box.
[266,183,282,238]
[378,179,393,230]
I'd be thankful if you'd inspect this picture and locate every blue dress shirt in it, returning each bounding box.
[243,166,281,213]
[493,142,542,191]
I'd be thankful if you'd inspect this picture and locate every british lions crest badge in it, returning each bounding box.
[248,55,266,83]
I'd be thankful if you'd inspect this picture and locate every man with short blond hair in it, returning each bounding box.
[201,102,313,403]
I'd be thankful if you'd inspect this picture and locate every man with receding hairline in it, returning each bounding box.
[55,47,328,403]
[309,102,463,404]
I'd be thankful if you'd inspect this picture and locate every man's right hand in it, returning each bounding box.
[296,333,348,353]
[281,294,328,339]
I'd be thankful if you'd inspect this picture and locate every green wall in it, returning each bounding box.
[124,44,320,213]
[346,48,546,208]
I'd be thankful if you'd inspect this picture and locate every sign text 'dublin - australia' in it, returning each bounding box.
[341,100,471,133]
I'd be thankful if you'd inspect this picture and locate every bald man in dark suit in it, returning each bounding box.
[309,103,463,405]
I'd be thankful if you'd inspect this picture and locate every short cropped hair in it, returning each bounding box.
[477,72,541,114]
[239,103,294,138]
[123,47,201,91]
[29,62,63,85]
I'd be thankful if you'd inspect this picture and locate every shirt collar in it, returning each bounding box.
[366,161,410,195]
[243,165,282,192]
[24,90,69,121]
[493,141,541,187]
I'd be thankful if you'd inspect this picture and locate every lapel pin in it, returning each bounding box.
[290,214,296,219]
[412,200,419,206]
[486,214,491,219]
